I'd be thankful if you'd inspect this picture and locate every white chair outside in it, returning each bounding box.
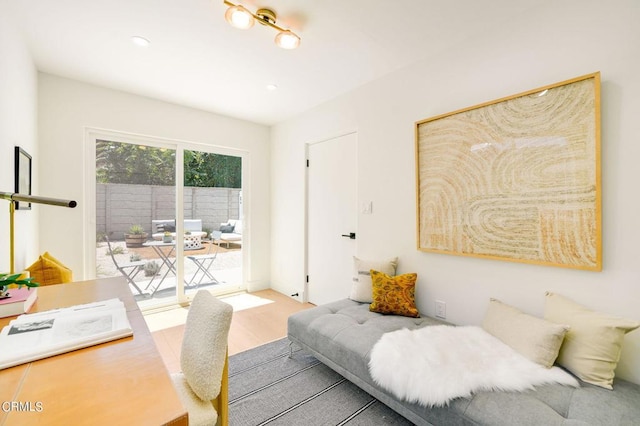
[186,231,222,287]
[171,290,233,426]
[104,235,147,296]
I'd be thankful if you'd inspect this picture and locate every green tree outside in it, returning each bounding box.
[96,140,241,188]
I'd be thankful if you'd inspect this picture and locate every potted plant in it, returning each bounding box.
[143,261,161,277]
[0,273,39,299]
[202,227,213,241]
[162,231,173,243]
[124,224,148,248]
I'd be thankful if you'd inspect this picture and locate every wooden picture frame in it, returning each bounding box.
[415,72,601,271]
[14,146,32,210]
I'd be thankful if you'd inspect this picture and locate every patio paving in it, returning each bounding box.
[96,240,242,302]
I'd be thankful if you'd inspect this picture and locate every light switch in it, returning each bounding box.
[361,201,373,214]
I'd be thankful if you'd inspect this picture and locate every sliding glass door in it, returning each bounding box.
[92,134,244,309]
[183,149,243,298]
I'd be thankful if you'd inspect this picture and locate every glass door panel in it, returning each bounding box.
[183,149,243,298]
[95,140,178,309]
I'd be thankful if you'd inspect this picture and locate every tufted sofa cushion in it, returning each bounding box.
[289,299,442,383]
[288,299,640,426]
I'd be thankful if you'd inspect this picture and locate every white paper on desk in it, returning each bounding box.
[0,298,133,370]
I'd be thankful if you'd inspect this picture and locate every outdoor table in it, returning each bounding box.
[184,233,203,249]
[142,240,177,296]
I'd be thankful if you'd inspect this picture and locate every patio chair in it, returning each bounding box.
[171,290,233,426]
[104,235,147,296]
[186,231,222,287]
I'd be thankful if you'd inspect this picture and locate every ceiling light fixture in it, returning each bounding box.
[223,1,301,49]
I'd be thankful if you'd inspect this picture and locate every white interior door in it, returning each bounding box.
[307,133,357,305]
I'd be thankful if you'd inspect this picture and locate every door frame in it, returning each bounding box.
[84,127,250,306]
[304,130,358,304]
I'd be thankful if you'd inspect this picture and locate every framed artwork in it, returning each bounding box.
[415,72,601,271]
[14,147,32,210]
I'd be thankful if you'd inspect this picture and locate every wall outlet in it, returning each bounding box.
[435,300,446,319]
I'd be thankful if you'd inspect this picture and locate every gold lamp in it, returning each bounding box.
[223,1,301,49]
[1,192,77,274]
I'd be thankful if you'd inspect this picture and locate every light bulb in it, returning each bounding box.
[275,30,300,49]
[225,5,255,30]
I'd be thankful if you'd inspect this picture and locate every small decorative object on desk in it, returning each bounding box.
[163,231,172,243]
[0,273,39,318]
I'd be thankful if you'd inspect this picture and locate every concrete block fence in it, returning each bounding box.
[97,183,241,240]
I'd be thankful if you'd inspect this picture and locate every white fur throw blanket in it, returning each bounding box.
[368,325,578,407]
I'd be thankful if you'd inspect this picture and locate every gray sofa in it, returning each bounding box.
[287,299,640,426]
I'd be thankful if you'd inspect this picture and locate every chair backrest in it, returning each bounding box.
[205,231,223,256]
[103,235,121,268]
[180,290,233,401]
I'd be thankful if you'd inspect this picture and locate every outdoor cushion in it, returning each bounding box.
[220,224,234,233]
[219,220,242,246]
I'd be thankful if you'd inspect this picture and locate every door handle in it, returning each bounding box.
[341,232,356,240]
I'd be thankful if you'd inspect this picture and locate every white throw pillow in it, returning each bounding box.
[544,292,640,389]
[349,256,398,303]
[482,298,569,368]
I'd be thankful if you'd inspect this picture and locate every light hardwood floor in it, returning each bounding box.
[149,289,314,373]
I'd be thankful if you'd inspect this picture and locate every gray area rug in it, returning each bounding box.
[229,338,414,426]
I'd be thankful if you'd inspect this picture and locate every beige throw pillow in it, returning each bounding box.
[349,257,398,303]
[482,298,569,368]
[544,292,640,389]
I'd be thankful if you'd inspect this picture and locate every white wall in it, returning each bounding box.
[270,0,640,384]
[38,74,271,290]
[0,5,39,272]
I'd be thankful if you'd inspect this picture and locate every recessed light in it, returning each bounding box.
[266,84,278,91]
[131,36,150,47]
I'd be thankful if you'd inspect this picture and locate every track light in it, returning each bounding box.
[223,1,301,49]
[224,4,254,30]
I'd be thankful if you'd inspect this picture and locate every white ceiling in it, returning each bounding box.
[5,0,547,125]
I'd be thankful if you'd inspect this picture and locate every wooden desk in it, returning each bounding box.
[0,277,188,426]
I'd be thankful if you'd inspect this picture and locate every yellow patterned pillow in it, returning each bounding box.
[369,270,419,318]
[26,252,73,286]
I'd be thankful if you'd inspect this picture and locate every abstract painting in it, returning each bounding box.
[415,73,601,270]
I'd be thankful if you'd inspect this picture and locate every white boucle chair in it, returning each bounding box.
[171,290,233,426]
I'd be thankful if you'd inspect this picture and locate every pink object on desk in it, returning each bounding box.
[0,287,38,318]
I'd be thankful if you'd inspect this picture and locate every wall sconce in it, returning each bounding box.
[1,192,77,274]
[223,1,301,50]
